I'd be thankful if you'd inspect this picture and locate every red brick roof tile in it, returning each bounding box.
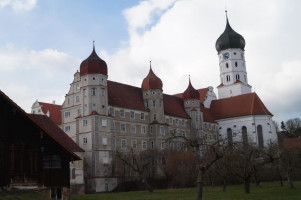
[210,93,272,120]
[108,80,148,111]
[283,138,301,151]
[39,102,62,125]
[198,88,208,103]
[200,106,217,123]
[163,94,190,119]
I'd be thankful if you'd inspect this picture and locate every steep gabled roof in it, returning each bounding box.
[108,80,148,111]
[30,114,84,153]
[210,93,272,120]
[163,94,190,119]
[38,102,62,125]
[0,90,82,160]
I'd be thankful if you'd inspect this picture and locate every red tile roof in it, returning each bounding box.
[141,67,163,91]
[108,80,148,111]
[30,114,84,153]
[182,80,200,100]
[200,106,217,123]
[107,80,190,119]
[198,88,208,103]
[0,90,82,160]
[210,93,273,120]
[282,138,301,151]
[39,102,62,125]
[163,94,190,119]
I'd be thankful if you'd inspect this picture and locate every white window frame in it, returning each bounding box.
[65,126,70,132]
[121,139,126,149]
[140,113,145,120]
[160,126,165,135]
[83,137,87,144]
[83,119,88,126]
[161,142,165,150]
[153,113,157,120]
[142,140,147,149]
[92,88,96,96]
[141,125,146,134]
[131,140,137,149]
[130,111,135,119]
[120,110,125,118]
[120,123,126,132]
[101,88,105,96]
[131,124,136,133]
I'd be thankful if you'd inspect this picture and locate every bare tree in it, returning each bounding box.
[115,148,166,192]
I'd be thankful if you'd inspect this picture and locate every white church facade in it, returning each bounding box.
[31,15,277,193]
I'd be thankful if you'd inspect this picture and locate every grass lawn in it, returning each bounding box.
[0,190,48,200]
[71,181,301,200]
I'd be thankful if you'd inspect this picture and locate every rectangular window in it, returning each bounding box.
[150,126,153,134]
[92,88,96,96]
[151,141,154,149]
[83,137,87,144]
[145,101,149,108]
[140,113,145,120]
[64,111,70,118]
[121,139,126,149]
[142,140,147,149]
[109,107,115,116]
[83,89,87,97]
[101,88,105,96]
[77,109,81,115]
[102,119,107,127]
[76,84,80,90]
[102,137,107,145]
[170,143,174,150]
[120,110,125,118]
[103,156,108,165]
[92,103,96,111]
[83,119,88,126]
[182,119,185,126]
[176,119,179,125]
[176,143,181,151]
[130,111,135,119]
[141,126,146,134]
[153,100,156,107]
[176,130,180,136]
[76,96,80,103]
[153,113,157,120]
[159,100,162,107]
[169,129,173,135]
[160,126,165,135]
[84,104,87,111]
[131,140,137,149]
[169,117,172,124]
[131,124,136,133]
[183,131,186,137]
[64,126,70,132]
[161,142,165,150]
[67,98,70,105]
[43,155,61,169]
[120,124,126,132]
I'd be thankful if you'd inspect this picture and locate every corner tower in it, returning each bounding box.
[141,62,164,124]
[216,12,252,99]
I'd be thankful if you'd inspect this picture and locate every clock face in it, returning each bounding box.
[223,52,230,60]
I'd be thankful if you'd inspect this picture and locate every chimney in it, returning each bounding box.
[52,100,55,105]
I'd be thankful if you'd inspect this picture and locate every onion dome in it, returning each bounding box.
[141,62,163,91]
[80,44,108,76]
[215,12,245,53]
[183,77,200,100]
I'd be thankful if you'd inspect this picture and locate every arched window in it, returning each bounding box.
[226,63,229,68]
[236,74,240,80]
[257,125,264,147]
[235,62,238,67]
[227,128,233,144]
[226,75,230,82]
[242,126,248,146]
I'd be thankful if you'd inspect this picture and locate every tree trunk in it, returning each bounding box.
[141,176,153,193]
[244,178,250,194]
[279,175,283,187]
[287,170,294,189]
[222,178,226,191]
[197,170,204,200]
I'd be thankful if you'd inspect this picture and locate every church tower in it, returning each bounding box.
[216,12,252,99]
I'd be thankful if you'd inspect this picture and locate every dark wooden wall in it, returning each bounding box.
[0,95,70,187]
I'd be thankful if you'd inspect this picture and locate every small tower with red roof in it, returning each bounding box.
[141,62,164,123]
[183,77,203,131]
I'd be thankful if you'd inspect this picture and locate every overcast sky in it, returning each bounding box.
[0,0,300,124]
